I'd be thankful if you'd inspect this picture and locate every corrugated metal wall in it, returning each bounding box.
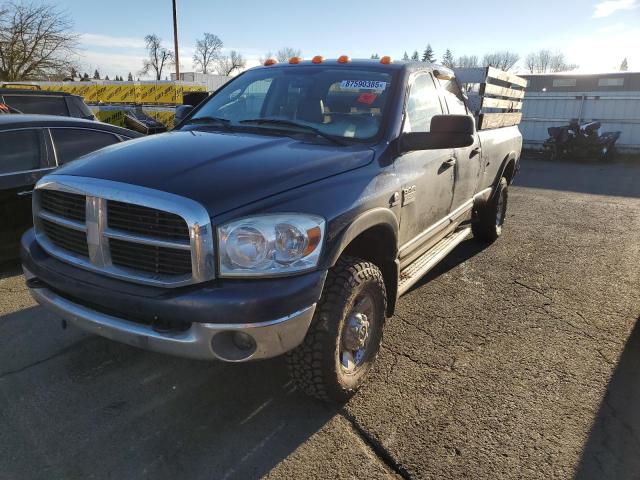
[170,72,229,92]
[520,91,640,152]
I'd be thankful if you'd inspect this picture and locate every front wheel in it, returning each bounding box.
[472,177,508,242]
[286,256,387,403]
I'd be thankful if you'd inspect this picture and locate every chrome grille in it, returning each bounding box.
[41,219,89,257]
[110,239,192,275]
[107,201,189,240]
[41,190,86,222]
[33,176,215,288]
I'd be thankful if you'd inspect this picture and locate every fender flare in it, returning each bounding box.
[490,152,519,200]
[326,207,399,267]
[325,208,400,315]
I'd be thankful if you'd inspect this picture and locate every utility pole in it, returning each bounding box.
[172,0,180,80]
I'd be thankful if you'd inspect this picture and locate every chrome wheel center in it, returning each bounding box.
[343,313,370,351]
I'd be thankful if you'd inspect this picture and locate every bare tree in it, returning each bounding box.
[215,50,246,76]
[0,2,79,81]
[276,47,301,63]
[140,34,173,80]
[482,51,520,71]
[549,52,578,73]
[456,55,479,68]
[537,49,552,73]
[259,51,274,64]
[193,32,223,74]
[526,49,578,73]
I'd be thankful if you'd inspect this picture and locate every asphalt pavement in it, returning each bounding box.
[1,157,639,479]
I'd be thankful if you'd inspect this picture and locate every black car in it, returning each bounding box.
[0,87,95,120]
[1,115,142,262]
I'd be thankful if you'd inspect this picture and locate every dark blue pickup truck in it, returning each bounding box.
[21,57,523,402]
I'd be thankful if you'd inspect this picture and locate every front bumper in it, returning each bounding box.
[21,229,325,362]
[26,270,315,361]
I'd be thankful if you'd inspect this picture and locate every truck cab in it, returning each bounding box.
[21,57,523,402]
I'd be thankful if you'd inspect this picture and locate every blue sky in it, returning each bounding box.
[61,0,639,78]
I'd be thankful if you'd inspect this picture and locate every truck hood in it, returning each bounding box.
[54,130,374,215]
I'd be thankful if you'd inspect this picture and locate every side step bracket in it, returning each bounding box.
[398,227,471,296]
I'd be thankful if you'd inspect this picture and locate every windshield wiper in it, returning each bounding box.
[239,118,347,145]
[183,116,232,128]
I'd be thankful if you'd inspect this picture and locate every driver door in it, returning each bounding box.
[395,73,455,265]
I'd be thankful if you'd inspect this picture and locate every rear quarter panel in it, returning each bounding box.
[477,125,523,191]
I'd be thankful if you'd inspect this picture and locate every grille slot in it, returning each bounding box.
[107,201,189,240]
[110,239,192,276]
[40,190,86,222]
[41,219,89,257]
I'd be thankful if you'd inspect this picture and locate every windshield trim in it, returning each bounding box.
[177,66,400,145]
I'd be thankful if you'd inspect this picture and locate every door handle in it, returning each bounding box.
[470,147,481,158]
[17,190,33,197]
[441,158,456,168]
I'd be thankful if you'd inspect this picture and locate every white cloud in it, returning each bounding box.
[593,0,638,18]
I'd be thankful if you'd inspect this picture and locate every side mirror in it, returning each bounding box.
[174,104,194,127]
[400,114,475,152]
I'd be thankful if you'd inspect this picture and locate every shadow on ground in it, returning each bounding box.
[515,157,640,198]
[0,259,21,279]
[0,304,339,479]
[575,317,640,479]
[407,237,490,293]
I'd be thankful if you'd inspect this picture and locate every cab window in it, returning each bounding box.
[438,78,467,115]
[404,74,443,133]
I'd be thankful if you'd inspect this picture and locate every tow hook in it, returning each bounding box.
[26,277,47,289]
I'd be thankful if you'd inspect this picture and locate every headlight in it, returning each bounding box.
[218,214,325,277]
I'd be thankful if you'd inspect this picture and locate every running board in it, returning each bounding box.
[398,227,471,296]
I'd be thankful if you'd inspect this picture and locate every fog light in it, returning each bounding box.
[232,331,256,351]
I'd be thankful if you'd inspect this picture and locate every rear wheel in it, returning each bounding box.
[286,256,386,403]
[473,177,508,242]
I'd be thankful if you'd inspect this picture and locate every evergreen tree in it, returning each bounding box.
[422,44,435,63]
[127,72,133,81]
[402,51,410,61]
[105,75,110,80]
[93,69,100,80]
[411,50,420,62]
[442,49,455,68]
[620,58,628,71]
[82,72,89,81]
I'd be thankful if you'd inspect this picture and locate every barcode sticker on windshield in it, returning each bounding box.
[340,80,387,91]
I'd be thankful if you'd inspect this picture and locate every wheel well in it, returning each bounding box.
[340,225,398,316]
[502,157,517,184]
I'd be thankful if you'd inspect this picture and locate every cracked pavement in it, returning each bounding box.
[0,157,639,479]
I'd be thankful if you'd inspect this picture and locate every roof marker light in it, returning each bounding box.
[288,56,302,64]
[264,58,278,66]
[312,55,324,64]
[380,56,392,64]
[337,55,351,63]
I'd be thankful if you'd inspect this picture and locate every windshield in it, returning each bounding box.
[187,66,395,141]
